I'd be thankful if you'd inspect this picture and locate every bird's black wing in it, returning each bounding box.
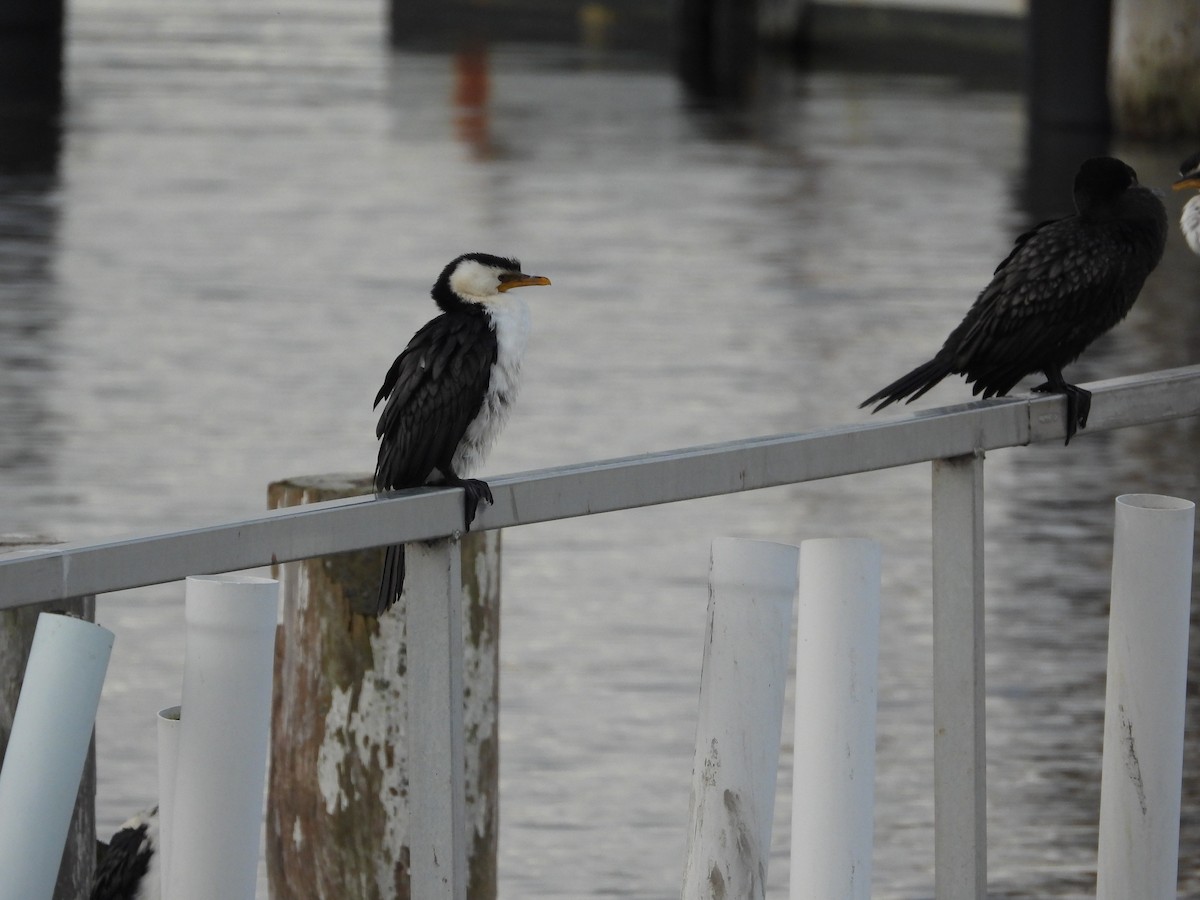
[374,312,497,491]
[861,217,1072,412]
[943,215,1138,397]
[91,813,156,900]
[989,217,1059,276]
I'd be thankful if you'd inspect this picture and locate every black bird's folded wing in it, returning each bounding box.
[862,214,1149,411]
[945,217,1141,397]
[374,312,497,491]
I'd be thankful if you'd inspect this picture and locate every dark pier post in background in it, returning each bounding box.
[672,0,812,103]
[387,0,670,55]
[0,539,96,900]
[0,0,65,174]
[1022,0,1112,224]
[673,0,759,101]
[0,0,65,108]
[265,475,500,900]
[1030,0,1200,141]
[1027,0,1112,132]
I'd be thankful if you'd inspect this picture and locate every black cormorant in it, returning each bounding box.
[861,156,1167,443]
[374,252,550,615]
[1172,150,1200,256]
[90,808,158,900]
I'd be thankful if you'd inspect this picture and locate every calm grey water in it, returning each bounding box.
[3,0,1200,896]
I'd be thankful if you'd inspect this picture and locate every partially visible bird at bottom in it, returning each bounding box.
[1172,149,1200,256]
[374,252,550,616]
[861,156,1167,444]
[90,807,159,900]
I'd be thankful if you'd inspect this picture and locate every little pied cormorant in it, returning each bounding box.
[1172,149,1200,256]
[374,252,550,616]
[861,156,1167,444]
[90,807,159,900]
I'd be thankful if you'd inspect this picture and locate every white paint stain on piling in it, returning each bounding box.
[316,601,411,886]
[310,530,501,881]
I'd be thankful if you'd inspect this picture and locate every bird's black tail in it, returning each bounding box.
[860,356,954,413]
[377,544,406,616]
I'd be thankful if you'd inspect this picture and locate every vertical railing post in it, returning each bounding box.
[931,452,987,900]
[407,537,468,900]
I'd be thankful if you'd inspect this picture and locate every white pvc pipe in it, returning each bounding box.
[790,538,881,900]
[157,704,180,897]
[166,574,279,900]
[0,613,114,900]
[682,538,798,900]
[1097,494,1195,900]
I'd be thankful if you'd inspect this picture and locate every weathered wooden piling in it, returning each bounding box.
[265,476,499,900]
[0,536,95,900]
[1110,0,1200,138]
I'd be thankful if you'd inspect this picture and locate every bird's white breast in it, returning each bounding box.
[1182,195,1200,256]
[453,295,532,476]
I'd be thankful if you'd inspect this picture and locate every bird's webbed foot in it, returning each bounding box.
[458,478,494,529]
[1031,380,1091,444]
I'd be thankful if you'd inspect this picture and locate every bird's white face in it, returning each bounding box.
[449,259,509,300]
[448,258,551,302]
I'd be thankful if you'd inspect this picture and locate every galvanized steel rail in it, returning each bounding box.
[3,365,1198,608]
[3,363,1200,900]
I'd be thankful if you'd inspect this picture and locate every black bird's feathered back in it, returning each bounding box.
[862,157,1167,413]
[373,310,498,491]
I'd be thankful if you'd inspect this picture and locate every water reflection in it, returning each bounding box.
[452,43,493,159]
[0,22,63,536]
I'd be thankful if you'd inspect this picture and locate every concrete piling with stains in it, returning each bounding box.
[1110,0,1200,138]
[265,475,499,900]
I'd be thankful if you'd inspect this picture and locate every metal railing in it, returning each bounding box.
[3,363,1200,899]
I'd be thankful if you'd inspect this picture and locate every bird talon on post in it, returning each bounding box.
[860,157,1167,446]
[371,253,549,615]
[460,479,493,531]
[1074,388,1092,430]
[1063,392,1080,445]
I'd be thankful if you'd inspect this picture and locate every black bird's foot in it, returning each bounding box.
[1032,381,1091,445]
[456,478,493,529]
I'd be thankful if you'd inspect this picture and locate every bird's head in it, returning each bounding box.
[1172,150,1200,192]
[1073,157,1139,215]
[434,252,551,311]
